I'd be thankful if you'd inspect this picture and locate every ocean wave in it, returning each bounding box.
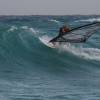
[49,19,62,25]
[76,18,100,22]
[29,28,38,34]
[1,15,100,100]
[21,26,39,34]
[6,24,100,62]
[60,44,100,61]
[39,34,100,61]
[8,26,18,32]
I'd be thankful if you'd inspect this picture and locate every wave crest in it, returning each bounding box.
[76,18,100,22]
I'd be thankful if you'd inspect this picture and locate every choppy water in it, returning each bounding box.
[0,15,100,100]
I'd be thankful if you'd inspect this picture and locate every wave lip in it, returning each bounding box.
[76,18,100,22]
[49,19,62,26]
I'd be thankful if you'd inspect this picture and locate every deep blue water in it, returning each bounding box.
[0,15,100,100]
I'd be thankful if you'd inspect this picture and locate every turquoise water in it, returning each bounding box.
[0,15,100,100]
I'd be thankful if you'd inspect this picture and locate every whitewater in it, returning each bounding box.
[0,15,100,100]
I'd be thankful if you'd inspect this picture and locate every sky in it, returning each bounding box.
[0,0,100,15]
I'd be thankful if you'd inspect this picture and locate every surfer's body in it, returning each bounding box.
[58,25,70,37]
[49,22,100,44]
[51,25,70,46]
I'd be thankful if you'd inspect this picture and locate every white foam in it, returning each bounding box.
[49,19,62,26]
[29,28,36,33]
[60,44,100,61]
[29,28,40,35]
[50,19,60,23]
[20,26,39,35]
[21,26,29,29]
[8,26,18,32]
[76,18,100,22]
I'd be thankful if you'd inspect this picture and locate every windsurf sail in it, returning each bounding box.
[50,22,100,43]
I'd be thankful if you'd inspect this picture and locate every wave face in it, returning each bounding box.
[0,15,100,100]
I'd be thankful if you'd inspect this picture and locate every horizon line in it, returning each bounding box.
[0,14,100,16]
